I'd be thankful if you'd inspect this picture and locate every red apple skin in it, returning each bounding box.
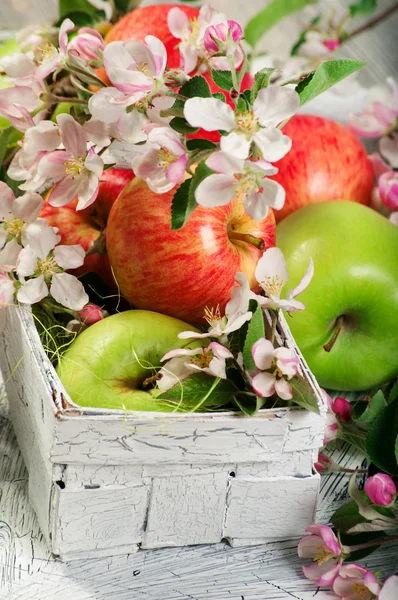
[271,115,374,222]
[40,168,134,288]
[107,178,276,325]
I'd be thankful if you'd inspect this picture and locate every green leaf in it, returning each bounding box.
[179,75,211,99]
[0,39,20,59]
[186,139,217,151]
[296,59,366,106]
[186,160,214,220]
[250,68,275,102]
[388,380,398,404]
[337,422,368,454]
[233,392,266,416]
[366,397,398,475]
[242,303,265,371]
[332,500,366,533]
[169,117,199,134]
[245,0,319,49]
[356,390,387,425]
[115,0,141,16]
[170,179,193,230]
[349,0,377,17]
[59,0,98,18]
[289,375,320,413]
[211,70,234,92]
[0,165,22,197]
[157,373,238,411]
[0,127,12,166]
[212,92,227,102]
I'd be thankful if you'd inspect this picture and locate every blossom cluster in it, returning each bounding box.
[157,247,313,405]
[0,4,305,313]
[348,78,398,224]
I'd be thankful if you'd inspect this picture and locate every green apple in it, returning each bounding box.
[56,310,204,411]
[276,201,398,391]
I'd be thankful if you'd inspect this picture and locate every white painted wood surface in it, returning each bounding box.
[1,0,398,597]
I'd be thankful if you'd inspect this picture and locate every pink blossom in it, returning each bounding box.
[364,473,397,506]
[315,453,332,472]
[333,397,352,422]
[252,247,314,312]
[323,39,340,52]
[203,20,244,68]
[158,341,233,392]
[167,4,226,73]
[299,31,338,59]
[298,524,343,587]
[131,126,187,194]
[184,86,299,160]
[379,170,398,210]
[16,23,58,53]
[39,114,103,210]
[348,77,398,138]
[251,338,299,401]
[0,269,16,310]
[0,85,43,132]
[68,27,104,64]
[78,303,105,325]
[379,132,398,168]
[379,575,398,600]
[194,151,285,220]
[333,564,380,600]
[178,272,252,343]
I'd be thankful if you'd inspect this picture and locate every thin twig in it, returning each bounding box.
[348,3,398,41]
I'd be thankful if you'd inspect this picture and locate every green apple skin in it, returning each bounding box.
[276,201,398,391]
[56,310,203,411]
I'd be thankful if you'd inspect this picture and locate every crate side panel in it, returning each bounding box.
[52,409,323,466]
[237,450,315,478]
[1,307,58,458]
[51,481,149,555]
[141,471,229,549]
[223,474,320,540]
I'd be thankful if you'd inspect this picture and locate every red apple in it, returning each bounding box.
[271,115,374,221]
[40,168,134,289]
[106,178,276,325]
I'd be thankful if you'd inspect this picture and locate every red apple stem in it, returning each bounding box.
[323,315,345,353]
[228,232,265,250]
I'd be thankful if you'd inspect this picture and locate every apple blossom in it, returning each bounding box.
[158,341,233,393]
[369,153,398,212]
[68,27,105,65]
[379,132,398,168]
[131,126,188,193]
[0,19,74,85]
[251,338,299,400]
[15,223,88,310]
[333,564,380,600]
[297,524,343,587]
[178,272,252,343]
[379,575,398,600]
[322,390,353,445]
[332,396,352,422]
[103,36,167,100]
[194,151,285,220]
[0,238,22,271]
[16,23,58,53]
[364,473,397,506]
[184,86,299,160]
[0,85,43,132]
[0,269,16,310]
[86,0,113,21]
[203,20,244,69]
[38,114,103,210]
[348,77,398,138]
[167,4,226,73]
[299,31,340,59]
[252,247,314,312]
[0,182,44,251]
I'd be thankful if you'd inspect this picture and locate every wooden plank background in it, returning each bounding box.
[1,0,398,598]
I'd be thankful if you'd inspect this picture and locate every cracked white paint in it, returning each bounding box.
[0,305,326,560]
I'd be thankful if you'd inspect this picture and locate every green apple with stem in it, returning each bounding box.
[276,201,398,391]
[56,310,207,411]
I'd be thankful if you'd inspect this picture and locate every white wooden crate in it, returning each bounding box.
[0,305,326,561]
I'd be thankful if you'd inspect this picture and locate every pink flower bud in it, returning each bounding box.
[323,38,340,52]
[204,20,243,54]
[78,303,104,325]
[379,170,398,210]
[332,396,352,422]
[315,453,331,471]
[364,473,397,506]
[68,27,105,63]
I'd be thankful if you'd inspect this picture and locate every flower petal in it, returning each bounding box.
[379,132,398,168]
[16,247,38,277]
[0,239,22,269]
[288,257,314,299]
[13,192,43,222]
[161,347,200,362]
[184,97,235,131]
[22,220,60,259]
[50,272,89,311]
[275,377,293,400]
[75,172,100,211]
[252,127,292,162]
[379,575,398,600]
[195,174,236,207]
[167,7,190,39]
[17,275,48,304]
[206,151,244,175]
[254,247,289,294]
[157,356,191,393]
[48,176,81,208]
[252,371,276,398]
[251,338,275,370]
[0,182,15,220]
[145,35,167,77]
[244,179,285,220]
[166,154,188,184]
[220,131,251,160]
[253,86,300,128]
[209,341,233,359]
[54,245,85,270]
[117,109,149,144]
[57,114,87,158]
[88,87,129,124]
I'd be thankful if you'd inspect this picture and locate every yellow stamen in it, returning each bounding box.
[234,172,259,202]
[190,348,214,369]
[65,157,85,178]
[313,544,335,566]
[157,147,177,170]
[260,274,285,297]
[235,110,260,134]
[137,61,150,76]
[37,41,58,63]
[352,583,369,600]
[4,217,24,237]
[203,305,222,326]
[38,256,58,276]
